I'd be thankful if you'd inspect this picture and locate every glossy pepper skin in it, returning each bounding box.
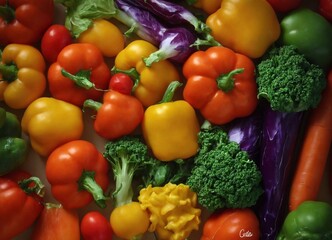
[280,8,332,69]
[84,90,144,140]
[267,0,302,12]
[21,97,84,157]
[0,0,54,46]
[182,46,258,125]
[189,0,221,14]
[113,40,180,107]
[277,201,332,240]
[31,203,80,240]
[0,44,46,109]
[142,81,200,161]
[0,107,28,176]
[206,0,280,58]
[0,170,44,240]
[46,140,110,209]
[48,43,111,107]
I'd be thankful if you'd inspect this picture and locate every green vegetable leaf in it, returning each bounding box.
[56,0,117,38]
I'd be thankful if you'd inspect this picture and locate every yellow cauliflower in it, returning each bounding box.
[138,183,201,240]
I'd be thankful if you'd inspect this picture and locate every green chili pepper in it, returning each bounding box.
[280,8,332,70]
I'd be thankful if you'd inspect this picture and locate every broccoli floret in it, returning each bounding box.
[186,122,263,212]
[256,45,326,112]
[103,135,155,207]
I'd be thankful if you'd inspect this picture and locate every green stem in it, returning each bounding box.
[0,63,18,82]
[111,66,140,92]
[0,2,15,23]
[217,68,244,92]
[159,81,182,103]
[61,68,94,90]
[18,176,45,198]
[83,99,102,112]
[78,170,109,209]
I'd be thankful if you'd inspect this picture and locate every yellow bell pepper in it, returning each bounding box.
[113,40,180,107]
[206,0,280,58]
[142,81,200,161]
[191,0,222,14]
[78,19,125,58]
[21,97,84,157]
[138,183,201,240]
[0,44,46,109]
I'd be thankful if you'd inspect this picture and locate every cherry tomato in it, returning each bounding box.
[41,24,73,63]
[201,208,260,240]
[319,0,332,21]
[81,211,113,240]
[110,202,150,239]
[109,73,134,95]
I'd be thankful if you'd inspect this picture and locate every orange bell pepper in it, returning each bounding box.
[182,46,258,125]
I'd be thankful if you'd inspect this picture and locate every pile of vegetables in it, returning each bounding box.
[1,0,332,239]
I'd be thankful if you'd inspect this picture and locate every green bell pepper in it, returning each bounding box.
[0,107,28,176]
[277,201,332,240]
[280,8,332,70]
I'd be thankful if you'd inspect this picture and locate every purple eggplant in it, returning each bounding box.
[256,103,305,240]
[115,0,197,65]
[123,0,220,47]
[228,107,263,162]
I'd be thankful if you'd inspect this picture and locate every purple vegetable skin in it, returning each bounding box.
[115,0,196,65]
[228,108,263,162]
[257,104,304,240]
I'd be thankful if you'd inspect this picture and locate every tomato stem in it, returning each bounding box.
[217,68,244,92]
[18,176,45,197]
[78,170,109,209]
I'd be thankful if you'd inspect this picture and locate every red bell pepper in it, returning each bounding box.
[45,140,110,209]
[319,0,332,21]
[31,203,80,240]
[47,43,111,106]
[0,0,54,46]
[83,90,144,140]
[266,0,302,12]
[182,46,258,125]
[0,170,44,239]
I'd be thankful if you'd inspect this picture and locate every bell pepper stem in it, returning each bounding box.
[217,68,244,92]
[0,2,15,23]
[78,170,109,209]
[159,80,182,103]
[0,63,18,82]
[83,99,102,112]
[18,176,45,198]
[61,68,96,90]
[111,66,140,92]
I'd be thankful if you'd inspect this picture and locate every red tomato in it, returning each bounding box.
[201,208,260,240]
[81,211,113,240]
[41,24,73,63]
[266,0,302,12]
[319,0,332,21]
[109,73,134,95]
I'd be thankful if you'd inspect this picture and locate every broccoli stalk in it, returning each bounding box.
[186,121,263,212]
[103,135,193,207]
[256,45,326,112]
[103,136,155,207]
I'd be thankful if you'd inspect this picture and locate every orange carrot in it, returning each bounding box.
[289,69,332,211]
